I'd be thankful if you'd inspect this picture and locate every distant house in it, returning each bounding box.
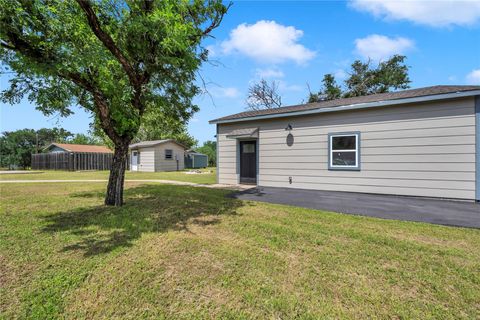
[45,143,112,154]
[185,150,208,169]
[129,139,185,172]
[211,85,480,202]
[32,143,113,170]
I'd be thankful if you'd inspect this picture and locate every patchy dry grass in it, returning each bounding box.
[0,182,479,319]
[0,167,216,184]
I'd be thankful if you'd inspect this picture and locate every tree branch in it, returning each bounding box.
[0,40,16,50]
[201,2,232,37]
[75,0,139,87]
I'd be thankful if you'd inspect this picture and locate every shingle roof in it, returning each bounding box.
[129,139,185,149]
[210,85,480,124]
[48,143,112,153]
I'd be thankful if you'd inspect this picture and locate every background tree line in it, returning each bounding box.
[0,128,101,169]
[0,126,216,169]
[247,55,410,110]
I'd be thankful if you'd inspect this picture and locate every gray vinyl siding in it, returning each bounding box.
[217,96,476,200]
[135,142,185,172]
[154,142,185,172]
[137,147,155,172]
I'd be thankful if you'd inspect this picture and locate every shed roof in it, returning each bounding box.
[186,150,208,156]
[129,139,185,149]
[210,85,480,124]
[46,143,112,153]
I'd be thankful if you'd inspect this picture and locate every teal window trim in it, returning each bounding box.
[328,132,361,171]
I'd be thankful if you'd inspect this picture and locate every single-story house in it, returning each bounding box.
[184,150,209,169]
[44,143,112,154]
[210,85,480,202]
[129,139,185,172]
[32,143,113,170]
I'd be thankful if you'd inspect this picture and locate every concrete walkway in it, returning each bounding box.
[0,179,254,191]
[0,170,44,174]
[231,187,480,229]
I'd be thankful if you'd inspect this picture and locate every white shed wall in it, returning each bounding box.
[133,142,185,172]
[154,142,185,172]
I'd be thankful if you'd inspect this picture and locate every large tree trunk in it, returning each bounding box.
[105,142,129,206]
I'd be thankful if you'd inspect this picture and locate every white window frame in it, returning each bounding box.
[328,132,361,171]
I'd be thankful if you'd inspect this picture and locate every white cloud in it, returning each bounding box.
[334,69,348,80]
[354,34,414,61]
[466,69,480,84]
[210,87,240,98]
[255,68,285,79]
[221,20,316,64]
[350,0,480,27]
[277,81,303,92]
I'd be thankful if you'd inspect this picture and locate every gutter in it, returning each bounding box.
[209,90,480,125]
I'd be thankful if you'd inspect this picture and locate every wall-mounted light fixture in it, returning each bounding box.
[285,124,292,131]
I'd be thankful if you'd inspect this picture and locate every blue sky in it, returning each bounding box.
[1,0,480,144]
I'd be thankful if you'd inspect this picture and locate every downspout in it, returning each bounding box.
[476,95,480,202]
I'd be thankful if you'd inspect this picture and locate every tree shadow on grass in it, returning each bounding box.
[42,184,243,257]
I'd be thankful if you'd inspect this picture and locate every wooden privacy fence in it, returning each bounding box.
[31,152,122,171]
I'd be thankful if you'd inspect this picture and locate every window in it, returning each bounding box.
[165,149,173,160]
[329,132,360,170]
[242,143,255,153]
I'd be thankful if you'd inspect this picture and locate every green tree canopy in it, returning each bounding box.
[308,55,410,102]
[0,127,75,169]
[196,140,216,166]
[0,0,229,205]
[69,133,102,145]
[308,74,342,103]
[133,107,198,149]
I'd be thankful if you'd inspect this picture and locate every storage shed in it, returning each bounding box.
[185,150,208,169]
[210,85,480,202]
[129,139,185,172]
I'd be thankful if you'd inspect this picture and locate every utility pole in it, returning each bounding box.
[36,132,39,153]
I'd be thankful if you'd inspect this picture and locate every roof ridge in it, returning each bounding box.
[210,85,480,124]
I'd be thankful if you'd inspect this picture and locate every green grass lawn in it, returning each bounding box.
[1,182,479,319]
[0,167,216,184]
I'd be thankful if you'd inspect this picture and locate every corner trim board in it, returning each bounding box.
[216,125,219,184]
[475,96,480,201]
